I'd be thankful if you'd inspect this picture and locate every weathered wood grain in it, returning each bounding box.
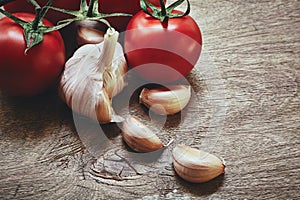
[0,0,299,199]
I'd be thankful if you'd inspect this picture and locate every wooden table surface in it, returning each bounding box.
[1,0,299,199]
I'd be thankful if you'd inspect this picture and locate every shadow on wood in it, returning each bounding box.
[176,172,225,196]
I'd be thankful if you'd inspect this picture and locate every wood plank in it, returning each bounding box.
[0,0,299,199]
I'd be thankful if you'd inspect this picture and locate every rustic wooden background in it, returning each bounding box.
[0,0,299,199]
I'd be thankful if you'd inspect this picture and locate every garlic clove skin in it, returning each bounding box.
[77,25,105,46]
[139,85,191,115]
[122,116,164,153]
[172,144,225,183]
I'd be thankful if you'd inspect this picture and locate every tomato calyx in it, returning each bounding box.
[50,0,132,28]
[140,0,190,22]
[0,0,70,52]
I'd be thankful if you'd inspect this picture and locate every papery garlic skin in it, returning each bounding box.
[172,145,225,183]
[122,116,163,153]
[59,28,127,123]
[139,85,191,115]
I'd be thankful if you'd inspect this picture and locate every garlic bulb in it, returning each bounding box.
[59,28,127,123]
[172,144,225,183]
[122,116,163,153]
[139,85,191,115]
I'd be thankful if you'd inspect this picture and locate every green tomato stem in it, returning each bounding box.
[87,0,96,17]
[160,0,166,16]
[26,0,41,10]
[49,0,131,29]
[40,0,54,21]
[32,8,42,30]
[140,0,191,22]
[0,8,27,26]
[0,0,69,52]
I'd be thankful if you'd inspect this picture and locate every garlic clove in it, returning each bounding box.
[172,144,225,183]
[77,25,105,46]
[139,85,191,115]
[103,69,117,99]
[122,116,164,153]
[103,59,127,99]
[95,89,113,122]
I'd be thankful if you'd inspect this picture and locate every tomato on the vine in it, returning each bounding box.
[124,0,202,83]
[96,0,165,31]
[4,0,81,24]
[0,13,66,96]
[4,0,164,30]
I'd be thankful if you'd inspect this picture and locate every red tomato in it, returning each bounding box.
[0,13,66,96]
[124,10,202,83]
[4,0,81,24]
[97,0,165,31]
